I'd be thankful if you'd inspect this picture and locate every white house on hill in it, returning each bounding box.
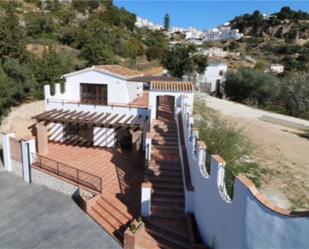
[197,63,228,95]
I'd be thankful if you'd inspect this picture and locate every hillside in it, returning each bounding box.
[231,7,309,40]
[0,0,168,121]
[231,7,309,71]
[202,7,309,73]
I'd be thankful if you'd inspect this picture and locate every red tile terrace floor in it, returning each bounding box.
[33,142,144,215]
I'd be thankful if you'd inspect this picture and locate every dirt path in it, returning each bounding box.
[0,101,44,146]
[196,93,309,210]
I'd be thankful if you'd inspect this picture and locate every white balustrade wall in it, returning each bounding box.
[176,97,309,249]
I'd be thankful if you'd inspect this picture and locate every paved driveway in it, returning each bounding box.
[0,170,121,249]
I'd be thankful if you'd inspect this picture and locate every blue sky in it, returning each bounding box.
[114,1,309,30]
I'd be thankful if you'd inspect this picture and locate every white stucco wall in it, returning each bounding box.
[48,122,64,142]
[44,69,143,105]
[127,81,143,102]
[178,101,309,249]
[93,127,115,147]
[198,63,227,92]
[64,70,130,104]
[149,90,194,120]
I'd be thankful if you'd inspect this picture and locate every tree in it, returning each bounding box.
[0,2,25,63]
[161,44,208,78]
[280,72,309,119]
[81,41,117,66]
[2,58,37,102]
[0,66,17,118]
[224,67,280,107]
[31,47,75,97]
[193,54,208,74]
[164,14,170,31]
[124,39,144,59]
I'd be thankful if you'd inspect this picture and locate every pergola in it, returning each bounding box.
[33,109,146,157]
[33,109,146,130]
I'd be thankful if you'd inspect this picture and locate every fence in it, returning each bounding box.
[33,153,102,193]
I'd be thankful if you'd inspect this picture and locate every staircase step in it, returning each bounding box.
[152,139,178,146]
[153,188,184,197]
[150,212,185,220]
[152,144,179,151]
[90,207,124,241]
[149,175,183,184]
[152,154,180,162]
[145,228,189,249]
[152,182,184,190]
[152,189,184,197]
[152,196,185,204]
[96,198,131,224]
[152,133,178,139]
[149,169,182,177]
[99,195,132,219]
[147,220,189,240]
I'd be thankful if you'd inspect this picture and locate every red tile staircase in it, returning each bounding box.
[85,96,207,248]
[137,118,191,249]
[88,192,138,243]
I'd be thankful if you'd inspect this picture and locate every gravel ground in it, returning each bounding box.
[196,92,309,210]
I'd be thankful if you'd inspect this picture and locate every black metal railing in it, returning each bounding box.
[205,151,211,175]
[33,153,102,193]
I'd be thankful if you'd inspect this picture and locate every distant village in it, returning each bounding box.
[135,16,285,98]
[135,16,244,44]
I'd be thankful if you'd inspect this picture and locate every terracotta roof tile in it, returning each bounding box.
[150,81,193,92]
[95,65,143,79]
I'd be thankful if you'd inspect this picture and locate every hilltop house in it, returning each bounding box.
[197,62,228,96]
[2,65,309,249]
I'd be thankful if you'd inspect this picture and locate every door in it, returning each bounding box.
[64,123,93,146]
[156,95,175,120]
[80,83,108,105]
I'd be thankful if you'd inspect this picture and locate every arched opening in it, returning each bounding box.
[156,95,175,120]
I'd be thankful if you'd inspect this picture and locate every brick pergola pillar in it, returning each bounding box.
[36,122,48,156]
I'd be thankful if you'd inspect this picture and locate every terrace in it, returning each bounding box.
[33,142,144,214]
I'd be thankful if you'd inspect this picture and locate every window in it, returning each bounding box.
[80,83,107,105]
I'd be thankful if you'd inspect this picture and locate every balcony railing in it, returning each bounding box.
[32,153,102,193]
[46,98,149,109]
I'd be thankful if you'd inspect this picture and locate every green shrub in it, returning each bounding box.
[194,102,266,187]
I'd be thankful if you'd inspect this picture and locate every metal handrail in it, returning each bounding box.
[32,153,102,193]
[46,98,149,109]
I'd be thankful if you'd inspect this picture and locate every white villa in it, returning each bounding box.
[135,16,162,31]
[2,64,309,249]
[204,23,243,41]
[197,62,228,96]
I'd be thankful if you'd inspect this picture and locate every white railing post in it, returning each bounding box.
[54,83,61,97]
[141,182,152,217]
[145,132,152,161]
[1,131,16,172]
[21,137,36,183]
[192,128,199,155]
[197,141,206,169]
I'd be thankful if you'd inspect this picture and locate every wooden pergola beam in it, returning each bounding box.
[34,109,143,129]
[33,109,57,119]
